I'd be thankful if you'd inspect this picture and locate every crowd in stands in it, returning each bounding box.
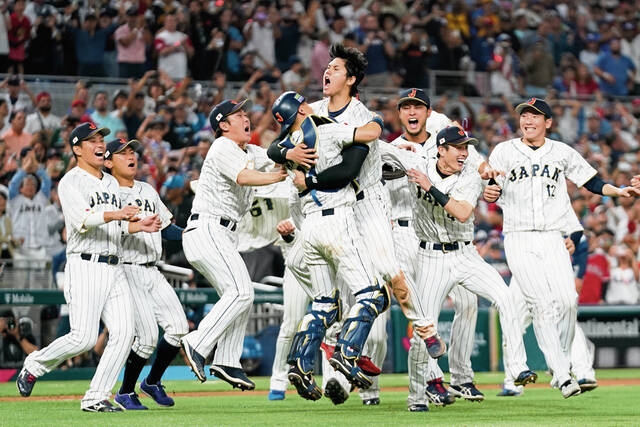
[0,0,639,312]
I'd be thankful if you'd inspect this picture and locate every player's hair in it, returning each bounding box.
[215,118,229,138]
[329,43,368,97]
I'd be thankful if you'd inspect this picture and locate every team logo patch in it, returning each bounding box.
[120,138,127,144]
[439,138,446,143]
[458,129,466,136]
[275,112,284,123]
[408,89,416,98]
[528,98,536,105]
[294,93,304,102]
[72,136,78,143]
[89,123,96,129]
[216,113,223,121]
[104,150,110,158]
[230,100,237,104]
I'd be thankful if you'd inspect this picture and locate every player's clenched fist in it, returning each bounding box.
[483,184,502,203]
[276,219,295,236]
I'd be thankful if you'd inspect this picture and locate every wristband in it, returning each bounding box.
[282,233,295,243]
[305,175,318,190]
[369,115,384,131]
[280,146,289,160]
[428,186,450,206]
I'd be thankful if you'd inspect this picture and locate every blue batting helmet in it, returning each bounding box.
[272,91,305,139]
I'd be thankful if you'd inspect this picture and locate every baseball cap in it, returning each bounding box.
[514,97,553,118]
[397,88,430,109]
[36,91,51,102]
[104,138,142,159]
[126,6,138,16]
[271,91,305,139]
[436,126,478,147]
[585,33,600,43]
[209,99,251,132]
[69,122,110,146]
[163,174,185,189]
[71,99,87,108]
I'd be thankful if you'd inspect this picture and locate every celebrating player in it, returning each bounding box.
[268,90,390,401]
[487,98,638,398]
[103,138,189,410]
[180,99,286,390]
[16,123,161,412]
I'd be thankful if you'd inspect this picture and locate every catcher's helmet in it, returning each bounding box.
[272,91,305,139]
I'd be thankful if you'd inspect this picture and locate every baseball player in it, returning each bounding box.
[16,123,161,412]
[487,97,638,398]
[304,44,445,405]
[267,90,390,401]
[180,99,286,390]
[102,138,189,410]
[385,126,538,411]
[384,89,481,408]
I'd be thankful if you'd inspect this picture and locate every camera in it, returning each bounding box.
[4,317,15,331]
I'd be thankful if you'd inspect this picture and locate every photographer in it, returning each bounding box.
[0,310,38,366]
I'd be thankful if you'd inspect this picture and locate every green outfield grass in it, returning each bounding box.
[1,370,639,426]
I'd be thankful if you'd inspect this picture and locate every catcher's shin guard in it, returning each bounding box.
[286,290,342,373]
[338,284,390,359]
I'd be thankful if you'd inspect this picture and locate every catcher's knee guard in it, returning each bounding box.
[286,290,342,373]
[338,284,390,359]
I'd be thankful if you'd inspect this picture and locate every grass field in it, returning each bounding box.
[1,369,639,426]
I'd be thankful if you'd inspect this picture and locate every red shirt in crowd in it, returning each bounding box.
[579,252,610,304]
[8,13,31,62]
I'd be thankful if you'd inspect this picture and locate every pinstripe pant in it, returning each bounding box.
[411,242,528,402]
[24,257,134,408]
[182,219,254,368]
[122,265,189,358]
[504,231,575,386]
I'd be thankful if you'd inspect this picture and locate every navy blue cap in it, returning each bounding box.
[209,99,251,132]
[104,138,141,159]
[436,127,478,147]
[272,91,306,139]
[515,97,553,118]
[69,122,110,146]
[397,88,430,109]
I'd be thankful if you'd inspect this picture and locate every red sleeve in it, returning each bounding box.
[601,256,610,281]
[154,36,166,52]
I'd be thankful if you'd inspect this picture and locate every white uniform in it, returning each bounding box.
[310,97,392,399]
[181,137,272,368]
[8,192,50,249]
[24,168,134,409]
[119,181,188,359]
[385,134,479,393]
[399,156,530,408]
[489,137,597,386]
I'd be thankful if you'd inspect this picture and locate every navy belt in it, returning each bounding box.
[123,261,156,267]
[80,253,119,265]
[397,220,409,227]
[356,191,365,201]
[322,208,334,216]
[190,213,237,231]
[419,241,470,252]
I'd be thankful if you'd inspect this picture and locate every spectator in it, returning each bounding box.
[7,0,31,75]
[243,7,276,69]
[605,246,639,304]
[579,33,602,74]
[217,8,244,78]
[0,189,17,258]
[186,0,214,80]
[0,2,8,73]
[98,8,118,78]
[115,8,146,78]
[0,311,38,365]
[398,26,429,88]
[121,90,146,140]
[8,172,51,258]
[0,100,8,135]
[70,99,91,123]
[573,63,600,98]
[25,92,61,136]
[311,32,331,86]
[1,76,35,118]
[42,186,64,257]
[155,13,194,80]
[593,37,636,96]
[165,104,195,150]
[281,56,309,92]
[66,11,117,77]
[89,91,126,134]
[2,110,32,171]
[357,14,395,87]
[9,147,52,200]
[490,34,523,97]
[26,8,59,75]
[274,6,302,71]
[620,21,640,95]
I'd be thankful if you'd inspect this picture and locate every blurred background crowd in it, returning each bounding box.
[1,0,640,366]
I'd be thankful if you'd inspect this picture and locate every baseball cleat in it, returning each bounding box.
[16,368,37,397]
[82,400,123,412]
[140,378,175,407]
[268,389,285,401]
[287,363,322,401]
[577,378,598,392]
[210,365,255,391]
[448,383,484,401]
[324,378,349,405]
[114,392,148,410]
[320,342,335,361]
[561,379,582,399]
[181,339,206,382]
[357,356,381,376]
[497,386,523,397]
[425,334,446,359]
[408,404,429,412]
[329,350,373,390]
[514,369,538,386]
[426,378,455,406]
[362,397,380,405]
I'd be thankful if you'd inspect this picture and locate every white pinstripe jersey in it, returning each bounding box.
[310,97,381,189]
[414,159,483,243]
[58,167,123,256]
[236,180,290,252]
[190,136,273,223]
[489,138,596,233]
[297,121,357,215]
[8,193,51,248]
[119,181,173,263]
